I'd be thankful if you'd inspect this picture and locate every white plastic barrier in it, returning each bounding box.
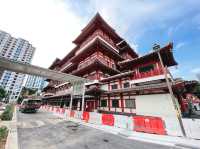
[65,109,70,118]
[127,116,134,131]
[182,118,200,139]
[74,111,82,120]
[163,117,183,137]
[114,115,134,130]
[57,108,65,118]
[88,112,101,125]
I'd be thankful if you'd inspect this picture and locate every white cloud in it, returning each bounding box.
[0,0,83,68]
[191,68,200,74]
[175,42,186,50]
[0,0,199,69]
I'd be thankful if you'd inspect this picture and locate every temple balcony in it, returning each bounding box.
[60,62,73,71]
[71,35,123,63]
[130,67,173,85]
[78,54,116,70]
[72,56,120,76]
[55,88,72,96]
[133,66,164,80]
[78,29,117,52]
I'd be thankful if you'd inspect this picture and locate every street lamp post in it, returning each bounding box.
[153,44,186,137]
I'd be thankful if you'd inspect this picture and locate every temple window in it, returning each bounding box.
[65,101,70,107]
[123,82,130,88]
[125,99,136,108]
[111,84,118,90]
[112,100,119,108]
[101,100,107,107]
[139,64,154,73]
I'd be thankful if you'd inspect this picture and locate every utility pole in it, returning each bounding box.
[153,44,186,137]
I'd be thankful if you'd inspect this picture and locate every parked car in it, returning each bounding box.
[19,99,42,113]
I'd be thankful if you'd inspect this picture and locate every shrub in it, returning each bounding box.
[0,105,14,121]
[0,127,8,141]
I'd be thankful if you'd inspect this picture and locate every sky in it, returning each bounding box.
[0,0,200,80]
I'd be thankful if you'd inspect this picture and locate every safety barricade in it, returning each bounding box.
[74,111,82,120]
[70,110,75,118]
[48,106,51,112]
[88,112,101,125]
[65,109,70,118]
[59,108,65,115]
[56,107,60,113]
[133,116,166,135]
[102,114,114,126]
[163,117,183,137]
[51,106,54,112]
[52,107,56,113]
[82,112,90,123]
[114,115,131,129]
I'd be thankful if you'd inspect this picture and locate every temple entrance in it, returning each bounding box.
[85,100,95,112]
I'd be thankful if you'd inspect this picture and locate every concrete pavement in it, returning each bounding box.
[17,110,180,149]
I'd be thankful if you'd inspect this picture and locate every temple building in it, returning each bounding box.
[42,13,188,119]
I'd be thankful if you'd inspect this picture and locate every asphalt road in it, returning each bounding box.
[17,110,179,149]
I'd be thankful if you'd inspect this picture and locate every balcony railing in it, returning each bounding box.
[78,55,116,70]
[60,61,73,71]
[133,67,164,80]
[56,88,72,95]
[87,75,97,80]
[77,31,117,55]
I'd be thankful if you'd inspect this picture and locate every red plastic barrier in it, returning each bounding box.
[133,116,166,135]
[70,110,75,117]
[56,107,60,113]
[60,108,65,114]
[102,114,114,126]
[82,112,90,122]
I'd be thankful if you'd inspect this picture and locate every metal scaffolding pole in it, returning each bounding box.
[81,82,86,112]
[69,83,74,110]
[156,46,186,137]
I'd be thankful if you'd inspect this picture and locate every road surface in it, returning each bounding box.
[17,110,179,149]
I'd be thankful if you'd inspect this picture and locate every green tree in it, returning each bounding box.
[20,87,37,97]
[0,87,7,101]
[17,96,23,104]
[193,83,200,98]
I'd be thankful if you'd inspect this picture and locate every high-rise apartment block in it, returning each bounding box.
[0,30,35,102]
[25,75,45,92]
